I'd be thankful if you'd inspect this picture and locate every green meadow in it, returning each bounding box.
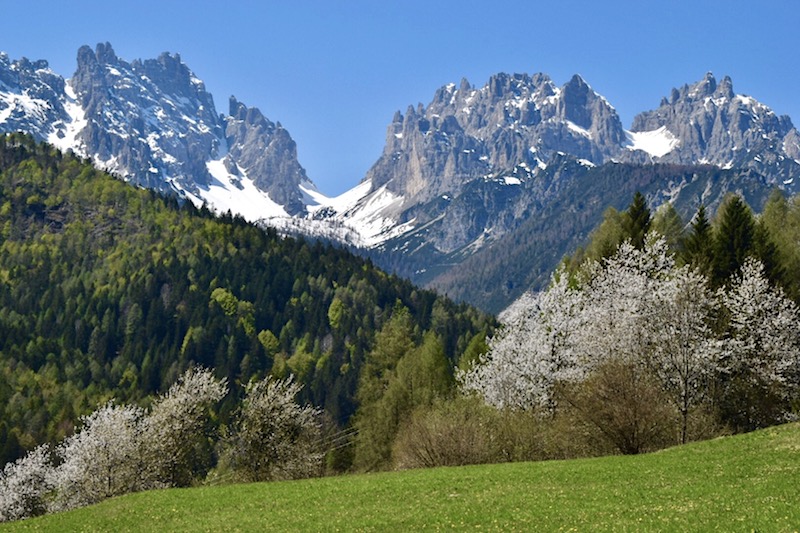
[4,422,799,532]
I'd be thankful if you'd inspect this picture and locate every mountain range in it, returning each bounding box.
[2,43,799,312]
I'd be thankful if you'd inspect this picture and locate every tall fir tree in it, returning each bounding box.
[713,195,755,286]
[682,205,714,276]
[753,220,784,289]
[623,191,651,250]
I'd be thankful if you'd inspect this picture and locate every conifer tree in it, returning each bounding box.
[753,220,784,288]
[623,191,651,249]
[713,195,755,285]
[683,205,714,276]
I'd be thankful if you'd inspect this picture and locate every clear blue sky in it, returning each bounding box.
[2,1,798,195]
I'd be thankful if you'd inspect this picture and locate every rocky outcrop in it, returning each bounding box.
[629,72,800,182]
[70,42,224,190]
[0,43,315,215]
[0,53,69,140]
[225,98,310,215]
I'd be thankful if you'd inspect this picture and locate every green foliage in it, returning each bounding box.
[353,311,456,471]
[622,191,651,249]
[0,134,493,464]
[681,204,713,276]
[565,207,625,270]
[759,190,800,300]
[712,194,755,285]
[650,202,684,254]
[566,192,656,271]
[568,189,800,302]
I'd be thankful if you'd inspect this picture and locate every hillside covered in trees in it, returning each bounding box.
[452,191,800,462]
[0,134,492,466]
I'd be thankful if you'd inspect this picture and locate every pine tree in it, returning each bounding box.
[623,191,651,249]
[713,195,755,286]
[682,205,714,276]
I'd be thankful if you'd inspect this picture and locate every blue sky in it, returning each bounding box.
[2,1,798,195]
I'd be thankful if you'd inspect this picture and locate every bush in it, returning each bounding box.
[221,377,323,482]
[392,397,502,469]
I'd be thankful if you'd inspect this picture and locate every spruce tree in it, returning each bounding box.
[713,195,755,286]
[623,191,651,249]
[682,205,714,276]
[753,220,784,288]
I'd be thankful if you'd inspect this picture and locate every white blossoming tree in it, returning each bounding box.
[141,366,228,488]
[0,444,53,522]
[48,401,146,512]
[459,270,584,411]
[717,257,800,429]
[222,376,323,482]
[462,235,722,451]
[647,266,718,443]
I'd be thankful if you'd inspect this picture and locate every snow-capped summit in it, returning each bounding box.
[0,43,320,221]
[2,48,800,312]
[628,72,800,181]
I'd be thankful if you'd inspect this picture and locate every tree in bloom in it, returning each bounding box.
[569,237,711,451]
[717,257,800,430]
[647,266,718,444]
[0,444,53,522]
[222,376,322,482]
[462,235,722,452]
[141,366,228,488]
[49,402,146,512]
[459,270,584,411]
[1,366,229,521]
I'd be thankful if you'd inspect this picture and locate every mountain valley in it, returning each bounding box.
[2,43,799,311]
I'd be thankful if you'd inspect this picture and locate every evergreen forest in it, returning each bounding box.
[0,134,492,466]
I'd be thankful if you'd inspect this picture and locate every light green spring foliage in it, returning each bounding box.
[353,308,453,471]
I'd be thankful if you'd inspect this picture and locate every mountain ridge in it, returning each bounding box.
[2,43,799,311]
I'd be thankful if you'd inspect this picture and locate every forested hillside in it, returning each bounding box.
[427,162,780,313]
[0,134,491,465]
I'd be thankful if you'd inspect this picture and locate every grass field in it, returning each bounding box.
[3,423,799,531]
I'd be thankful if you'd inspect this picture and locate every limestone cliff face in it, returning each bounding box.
[225,98,310,215]
[0,43,314,215]
[630,72,800,183]
[365,72,627,206]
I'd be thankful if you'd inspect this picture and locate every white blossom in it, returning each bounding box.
[141,366,228,487]
[461,235,721,443]
[460,269,583,410]
[223,376,323,481]
[719,258,800,391]
[0,444,53,522]
[49,401,146,512]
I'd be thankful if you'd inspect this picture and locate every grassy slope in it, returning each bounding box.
[5,423,799,532]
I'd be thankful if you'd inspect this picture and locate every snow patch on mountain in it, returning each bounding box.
[332,181,415,247]
[46,83,86,154]
[625,126,680,158]
[0,91,49,124]
[182,158,289,221]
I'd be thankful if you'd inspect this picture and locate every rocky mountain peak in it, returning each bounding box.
[717,75,734,99]
[628,73,800,182]
[223,98,309,215]
[558,74,614,132]
[688,71,717,98]
[0,43,317,221]
[94,41,118,65]
[0,52,68,140]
